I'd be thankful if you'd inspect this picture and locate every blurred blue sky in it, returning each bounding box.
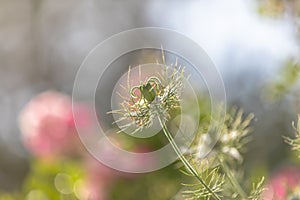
[148,0,299,75]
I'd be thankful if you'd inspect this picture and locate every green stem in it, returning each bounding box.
[158,116,222,200]
[217,156,248,199]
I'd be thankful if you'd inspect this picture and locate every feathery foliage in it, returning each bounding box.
[187,108,265,200]
[181,165,225,200]
[248,177,265,200]
[284,115,300,156]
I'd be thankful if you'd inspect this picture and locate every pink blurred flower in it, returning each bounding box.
[18,90,91,158]
[79,141,157,199]
[79,180,107,200]
[263,166,300,200]
[76,155,118,200]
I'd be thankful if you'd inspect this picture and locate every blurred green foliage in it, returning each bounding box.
[1,159,84,200]
[265,59,300,101]
[110,166,182,200]
[23,159,84,200]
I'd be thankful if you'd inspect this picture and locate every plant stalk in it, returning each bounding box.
[217,156,248,199]
[158,115,221,200]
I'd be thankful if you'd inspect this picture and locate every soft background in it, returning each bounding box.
[0,0,300,198]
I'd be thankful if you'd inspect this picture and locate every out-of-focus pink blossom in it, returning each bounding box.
[80,180,107,200]
[82,147,156,200]
[78,155,118,200]
[262,166,300,200]
[75,176,108,200]
[18,90,91,158]
[122,146,157,176]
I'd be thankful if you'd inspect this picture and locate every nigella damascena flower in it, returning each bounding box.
[111,65,186,134]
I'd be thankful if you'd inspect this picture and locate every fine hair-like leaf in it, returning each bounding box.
[283,114,300,156]
[248,177,265,200]
[181,163,225,200]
